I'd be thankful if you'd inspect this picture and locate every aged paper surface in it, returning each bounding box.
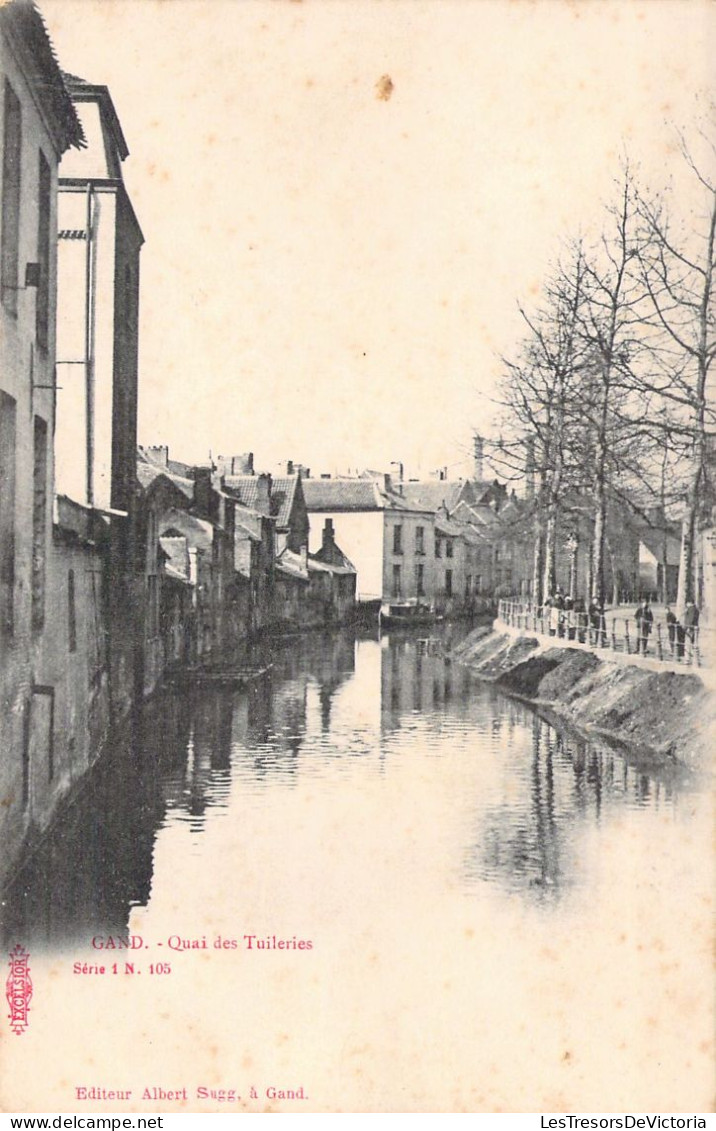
[1,0,714,1115]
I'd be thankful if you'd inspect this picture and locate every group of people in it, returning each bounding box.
[631,597,700,657]
[539,590,701,658]
[542,588,603,644]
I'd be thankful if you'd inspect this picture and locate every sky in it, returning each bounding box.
[41,0,714,480]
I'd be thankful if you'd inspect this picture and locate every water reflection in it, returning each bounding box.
[467,710,685,902]
[0,623,697,948]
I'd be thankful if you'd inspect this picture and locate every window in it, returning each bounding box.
[435,535,442,558]
[392,525,402,554]
[1,81,21,313]
[36,151,51,349]
[392,564,401,597]
[0,391,16,635]
[68,570,77,653]
[445,569,453,597]
[32,417,48,631]
[465,574,472,597]
[446,539,453,558]
[415,526,425,555]
[415,563,425,597]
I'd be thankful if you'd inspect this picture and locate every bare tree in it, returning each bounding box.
[635,130,716,614]
[572,171,650,605]
[493,246,591,603]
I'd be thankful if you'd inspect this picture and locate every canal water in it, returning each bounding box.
[2,625,713,1112]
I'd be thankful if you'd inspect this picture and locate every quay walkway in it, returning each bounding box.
[497,599,710,671]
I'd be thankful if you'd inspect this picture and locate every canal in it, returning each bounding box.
[2,625,713,1112]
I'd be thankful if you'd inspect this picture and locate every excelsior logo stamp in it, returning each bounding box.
[6,945,32,1035]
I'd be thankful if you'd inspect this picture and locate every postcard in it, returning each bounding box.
[1,0,714,1115]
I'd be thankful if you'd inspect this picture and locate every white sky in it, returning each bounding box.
[42,0,713,479]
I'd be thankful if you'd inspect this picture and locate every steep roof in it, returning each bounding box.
[159,509,213,552]
[310,542,356,572]
[307,556,355,577]
[452,500,499,528]
[303,478,384,512]
[0,2,84,152]
[470,479,504,505]
[275,547,309,582]
[137,451,194,500]
[269,476,300,528]
[223,475,270,515]
[232,502,269,541]
[399,480,472,514]
[263,475,305,531]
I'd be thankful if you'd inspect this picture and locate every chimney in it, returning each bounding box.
[322,517,335,552]
[299,544,308,572]
[390,461,404,484]
[230,452,254,475]
[192,466,213,517]
[254,473,272,517]
[524,436,535,500]
[146,444,169,467]
[286,460,294,477]
[473,434,484,482]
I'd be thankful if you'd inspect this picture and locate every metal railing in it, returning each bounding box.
[497,599,704,668]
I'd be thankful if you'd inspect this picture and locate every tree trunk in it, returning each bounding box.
[606,537,619,605]
[542,502,558,601]
[591,490,606,605]
[532,522,544,604]
[676,498,698,618]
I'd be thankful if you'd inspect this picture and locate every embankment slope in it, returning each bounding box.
[453,627,715,771]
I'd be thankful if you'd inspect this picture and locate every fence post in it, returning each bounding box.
[624,619,631,654]
[611,619,617,651]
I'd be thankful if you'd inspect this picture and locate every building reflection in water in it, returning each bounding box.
[379,631,469,733]
[1,693,190,950]
[1,623,692,948]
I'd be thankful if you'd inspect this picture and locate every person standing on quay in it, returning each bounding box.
[666,605,678,654]
[635,597,654,655]
[683,600,700,658]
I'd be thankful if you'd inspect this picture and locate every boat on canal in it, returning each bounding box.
[379,600,439,628]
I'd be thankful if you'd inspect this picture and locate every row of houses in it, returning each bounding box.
[137,444,357,697]
[299,433,714,615]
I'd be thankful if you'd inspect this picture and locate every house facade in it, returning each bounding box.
[304,469,510,615]
[0,0,84,888]
[303,477,387,602]
[55,74,144,719]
